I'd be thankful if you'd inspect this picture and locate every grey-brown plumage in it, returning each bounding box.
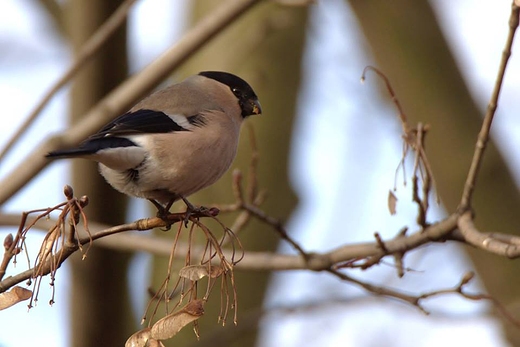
[47,71,261,213]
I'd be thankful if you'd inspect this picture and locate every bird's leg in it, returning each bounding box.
[163,199,176,213]
[180,196,208,227]
[148,198,183,231]
[181,196,197,212]
[149,199,171,219]
[149,197,207,227]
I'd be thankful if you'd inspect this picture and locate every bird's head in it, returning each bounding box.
[199,71,262,118]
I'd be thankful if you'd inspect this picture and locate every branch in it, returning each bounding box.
[3,207,520,322]
[457,211,520,258]
[190,293,519,347]
[361,66,438,225]
[459,1,520,209]
[0,210,214,293]
[0,212,458,279]
[6,207,520,274]
[0,0,263,205]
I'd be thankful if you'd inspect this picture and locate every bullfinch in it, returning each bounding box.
[46,71,262,216]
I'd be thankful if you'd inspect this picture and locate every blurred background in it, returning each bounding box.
[1,0,520,346]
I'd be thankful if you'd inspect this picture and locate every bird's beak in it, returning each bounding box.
[251,99,262,115]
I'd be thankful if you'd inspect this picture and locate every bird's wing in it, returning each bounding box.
[89,109,192,139]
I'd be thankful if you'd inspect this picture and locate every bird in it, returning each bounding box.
[46,71,262,218]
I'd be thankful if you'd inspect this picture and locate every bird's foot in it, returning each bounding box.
[149,198,219,228]
[148,199,176,231]
[181,197,209,227]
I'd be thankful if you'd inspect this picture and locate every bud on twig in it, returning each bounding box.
[79,195,89,207]
[3,233,13,250]
[63,185,74,200]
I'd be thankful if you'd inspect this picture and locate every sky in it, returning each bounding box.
[0,1,519,347]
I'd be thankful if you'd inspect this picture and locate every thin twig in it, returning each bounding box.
[361,66,409,130]
[326,268,519,325]
[459,2,520,209]
[240,203,309,257]
[362,66,438,214]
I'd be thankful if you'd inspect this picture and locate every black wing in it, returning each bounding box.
[89,109,190,139]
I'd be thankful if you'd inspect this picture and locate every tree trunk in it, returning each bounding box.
[66,0,133,346]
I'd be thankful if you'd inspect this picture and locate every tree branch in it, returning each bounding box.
[459,1,520,209]
[457,211,520,258]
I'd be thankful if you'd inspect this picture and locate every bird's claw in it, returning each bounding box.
[182,205,209,227]
[150,198,218,228]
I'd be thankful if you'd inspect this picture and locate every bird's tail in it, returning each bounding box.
[46,147,96,158]
[46,137,137,159]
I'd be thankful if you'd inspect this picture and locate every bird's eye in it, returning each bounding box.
[232,88,241,97]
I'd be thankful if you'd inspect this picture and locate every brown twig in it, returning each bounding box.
[361,66,408,130]
[326,268,518,326]
[5,207,520,272]
[0,207,217,293]
[0,201,73,282]
[361,66,438,222]
[0,213,456,292]
[457,211,520,258]
[240,202,309,258]
[215,126,266,238]
[3,205,520,323]
[459,1,520,210]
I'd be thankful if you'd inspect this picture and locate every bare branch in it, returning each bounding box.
[362,66,438,222]
[457,211,520,258]
[0,209,214,293]
[459,1,520,209]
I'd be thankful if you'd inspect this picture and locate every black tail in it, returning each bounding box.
[46,137,137,158]
[46,147,97,158]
